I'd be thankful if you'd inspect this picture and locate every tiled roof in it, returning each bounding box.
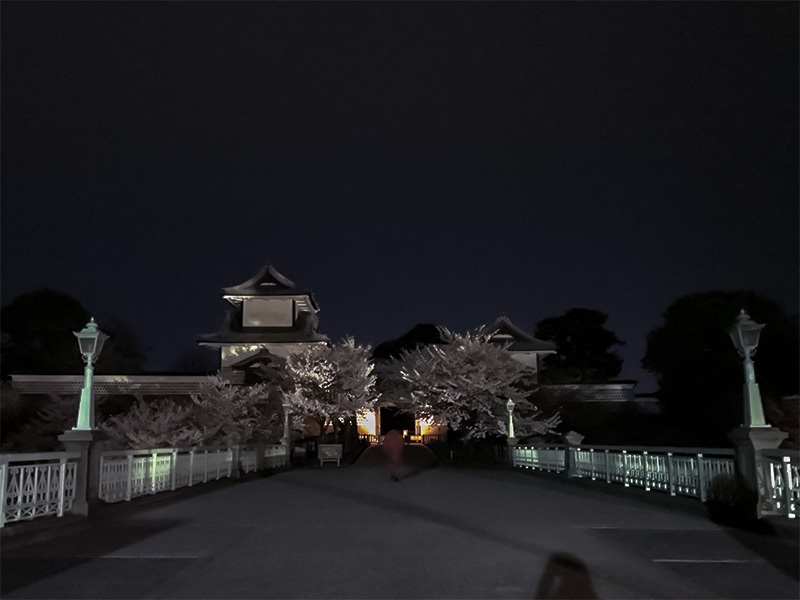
[221,264,320,310]
[479,315,557,352]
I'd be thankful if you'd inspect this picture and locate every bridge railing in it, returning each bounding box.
[512,443,798,518]
[99,444,287,503]
[0,451,81,528]
[510,446,566,473]
[512,445,735,498]
[358,433,448,444]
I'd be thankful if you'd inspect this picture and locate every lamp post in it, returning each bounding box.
[726,309,767,427]
[73,318,109,430]
[506,398,517,445]
[725,309,787,519]
[58,317,109,516]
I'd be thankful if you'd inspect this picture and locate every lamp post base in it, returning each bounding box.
[58,428,108,517]
[728,425,788,519]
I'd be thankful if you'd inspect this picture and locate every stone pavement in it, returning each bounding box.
[1,457,798,599]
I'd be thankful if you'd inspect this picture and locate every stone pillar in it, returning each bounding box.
[728,426,787,519]
[506,434,518,466]
[58,428,108,517]
[229,445,242,479]
[562,431,585,478]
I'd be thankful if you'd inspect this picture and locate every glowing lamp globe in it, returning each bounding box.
[74,318,109,360]
[727,310,764,356]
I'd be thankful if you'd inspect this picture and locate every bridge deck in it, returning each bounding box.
[2,463,798,599]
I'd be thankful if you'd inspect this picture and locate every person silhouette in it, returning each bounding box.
[382,429,405,481]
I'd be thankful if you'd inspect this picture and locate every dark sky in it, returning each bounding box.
[2,2,798,391]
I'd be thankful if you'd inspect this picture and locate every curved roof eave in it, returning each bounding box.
[221,264,321,311]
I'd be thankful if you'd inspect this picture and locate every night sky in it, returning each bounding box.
[2,2,798,391]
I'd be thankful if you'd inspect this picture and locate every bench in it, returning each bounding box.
[317,444,343,467]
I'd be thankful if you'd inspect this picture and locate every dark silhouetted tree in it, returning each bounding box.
[372,323,447,360]
[93,317,148,375]
[1,289,89,376]
[171,346,219,374]
[642,290,799,445]
[535,308,624,383]
[1,289,148,376]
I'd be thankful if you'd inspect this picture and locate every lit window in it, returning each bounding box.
[243,298,294,327]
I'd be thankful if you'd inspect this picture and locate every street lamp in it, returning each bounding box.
[72,318,109,430]
[506,398,516,443]
[726,309,767,427]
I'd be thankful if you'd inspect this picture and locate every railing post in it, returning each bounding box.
[57,457,67,516]
[188,449,195,486]
[126,455,133,501]
[697,454,706,502]
[203,451,209,483]
[623,450,629,487]
[605,450,611,483]
[150,451,158,494]
[0,462,6,528]
[589,449,596,480]
[171,449,178,491]
[643,451,650,491]
[0,461,6,528]
[33,463,40,515]
[782,457,794,518]
[45,463,53,510]
[98,455,105,502]
[668,452,676,496]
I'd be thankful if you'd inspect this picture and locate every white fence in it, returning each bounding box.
[511,444,800,518]
[510,446,566,473]
[761,450,800,519]
[99,445,287,503]
[358,434,448,444]
[1,452,81,528]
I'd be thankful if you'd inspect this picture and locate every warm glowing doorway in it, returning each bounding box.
[379,406,415,435]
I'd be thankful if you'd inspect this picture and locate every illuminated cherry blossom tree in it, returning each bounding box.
[284,337,378,442]
[101,375,282,449]
[190,375,282,445]
[392,330,560,440]
[102,398,206,449]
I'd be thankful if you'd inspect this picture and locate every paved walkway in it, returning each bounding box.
[2,459,798,599]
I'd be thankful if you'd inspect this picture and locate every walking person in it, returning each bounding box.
[382,429,405,481]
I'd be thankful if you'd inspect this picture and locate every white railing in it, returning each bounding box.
[573,445,735,501]
[358,433,448,444]
[510,446,566,473]
[409,434,447,444]
[760,450,799,518]
[1,452,81,528]
[512,444,736,502]
[99,444,287,503]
